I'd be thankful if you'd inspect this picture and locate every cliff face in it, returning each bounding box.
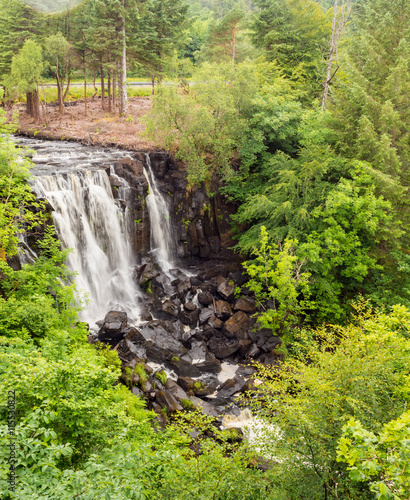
[110,152,240,264]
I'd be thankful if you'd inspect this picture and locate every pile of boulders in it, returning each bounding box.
[95,258,282,416]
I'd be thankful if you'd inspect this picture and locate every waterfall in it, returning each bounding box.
[32,169,141,326]
[143,154,175,273]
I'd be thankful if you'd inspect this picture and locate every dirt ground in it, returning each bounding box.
[14,96,157,151]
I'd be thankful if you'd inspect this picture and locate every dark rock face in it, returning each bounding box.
[216,376,246,399]
[198,291,213,306]
[217,278,235,302]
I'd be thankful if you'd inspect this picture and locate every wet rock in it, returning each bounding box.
[162,300,180,317]
[217,278,235,302]
[238,339,253,357]
[177,376,195,393]
[233,297,256,314]
[177,278,192,296]
[198,291,213,306]
[98,311,128,345]
[167,357,202,378]
[207,336,241,359]
[199,307,213,325]
[216,376,246,399]
[229,271,249,287]
[261,336,282,353]
[137,261,160,285]
[208,315,223,330]
[155,390,183,412]
[245,343,261,359]
[139,303,153,322]
[182,329,197,342]
[179,308,200,327]
[192,380,217,397]
[196,359,222,374]
[117,339,136,362]
[125,327,146,344]
[214,300,232,320]
[184,302,197,312]
[153,273,175,295]
[223,311,250,339]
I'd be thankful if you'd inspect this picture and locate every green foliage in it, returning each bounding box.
[338,412,410,500]
[144,61,258,184]
[0,112,45,259]
[242,226,313,336]
[155,370,168,385]
[246,302,410,499]
[6,39,43,97]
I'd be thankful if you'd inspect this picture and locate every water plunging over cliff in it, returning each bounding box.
[32,169,141,325]
[143,154,175,273]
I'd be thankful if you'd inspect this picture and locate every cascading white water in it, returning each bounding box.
[143,154,175,273]
[32,169,141,326]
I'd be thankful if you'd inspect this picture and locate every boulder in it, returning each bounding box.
[184,302,197,312]
[207,336,241,359]
[137,262,160,285]
[217,278,235,302]
[162,300,180,317]
[177,376,195,393]
[233,297,256,314]
[223,311,250,339]
[98,311,128,345]
[198,291,213,306]
[166,358,202,378]
[196,359,222,374]
[179,308,200,327]
[199,307,213,325]
[165,379,189,402]
[155,390,183,412]
[214,300,232,320]
[177,278,191,296]
[208,315,223,330]
[192,380,217,397]
[188,396,221,417]
[216,376,246,399]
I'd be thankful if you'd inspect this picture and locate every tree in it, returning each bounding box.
[134,0,189,93]
[251,0,331,90]
[321,0,351,110]
[246,302,410,499]
[338,412,410,500]
[44,33,73,114]
[202,7,246,63]
[241,226,313,337]
[7,39,43,122]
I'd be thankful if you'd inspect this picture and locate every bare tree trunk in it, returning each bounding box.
[33,89,40,123]
[41,86,49,126]
[84,65,87,116]
[321,0,350,111]
[119,1,128,116]
[113,71,116,109]
[100,62,105,110]
[56,57,64,114]
[151,75,155,95]
[26,92,33,116]
[107,68,112,112]
[92,71,97,101]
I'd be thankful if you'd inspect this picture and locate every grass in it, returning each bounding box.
[38,85,151,103]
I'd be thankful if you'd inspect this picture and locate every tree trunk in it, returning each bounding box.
[32,89,40,123]
[26,92,33,116]
[107,69,112,112]
[84,65,87,117]
[56,57,64,114]
[119,2,128,116]
[92,71,97,101]
[151,75,155,95]
[113,71,116,109]
[100,62,105,110]
[321,0,350,111]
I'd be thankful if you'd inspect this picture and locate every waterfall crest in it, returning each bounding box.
[143,154,175,273]
[32,169,141,325]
